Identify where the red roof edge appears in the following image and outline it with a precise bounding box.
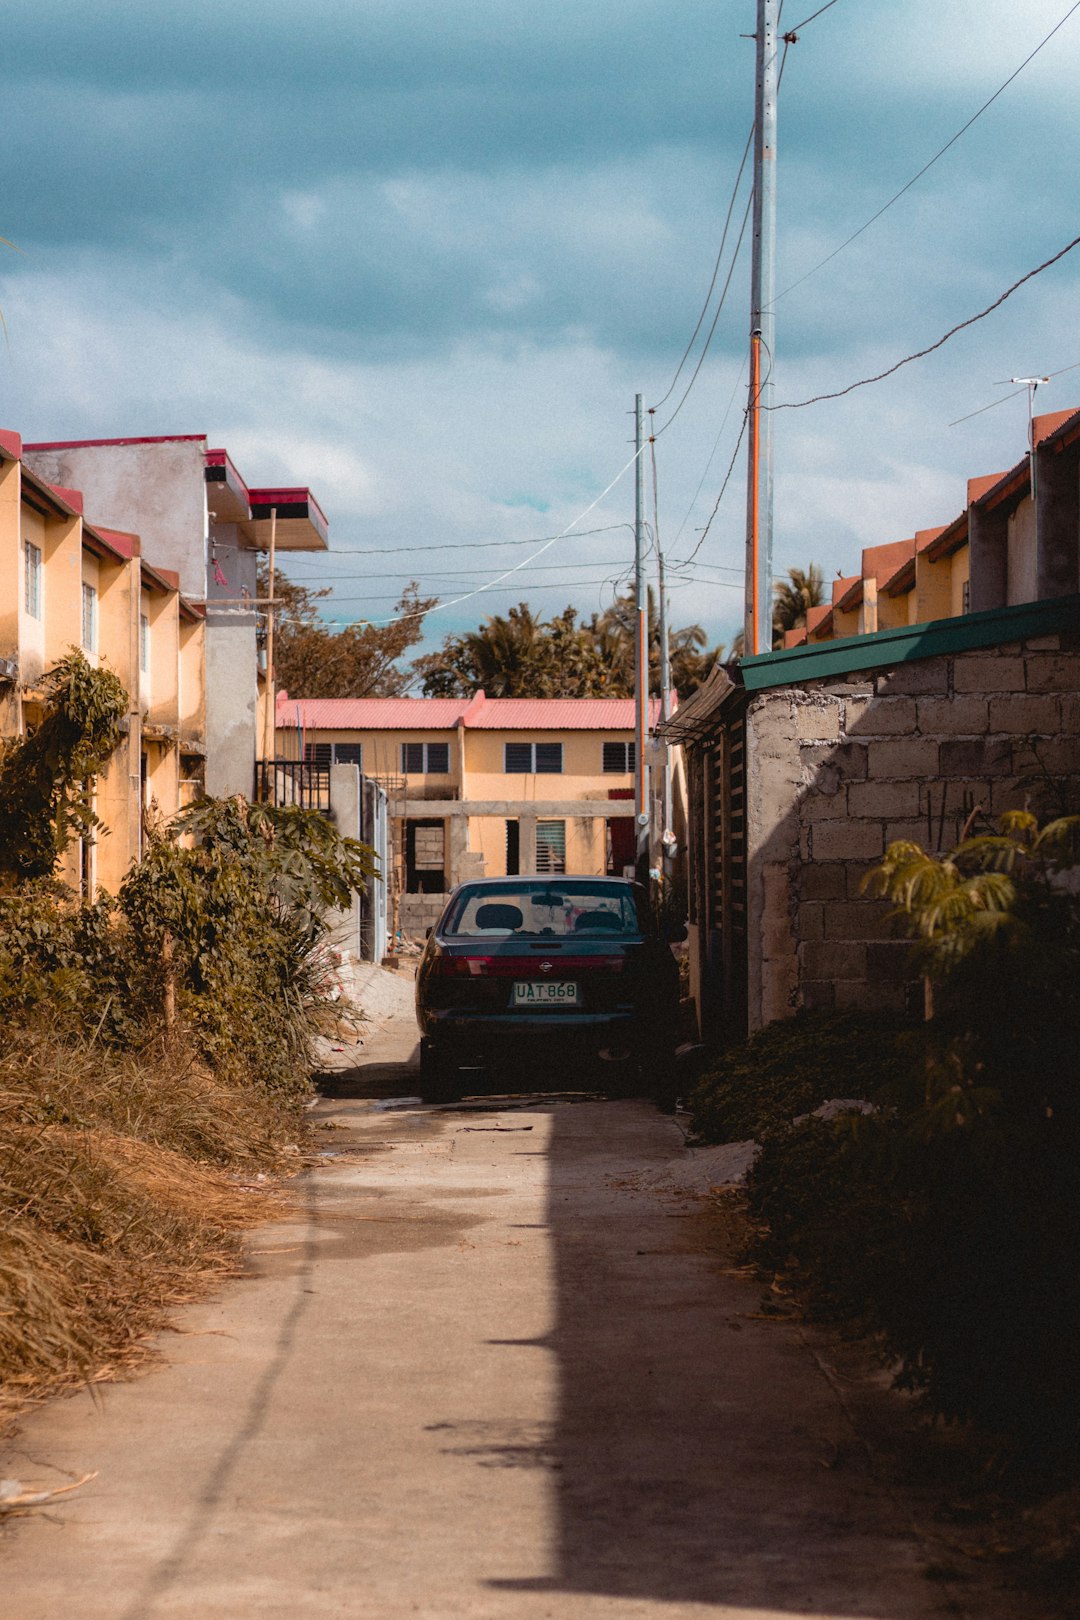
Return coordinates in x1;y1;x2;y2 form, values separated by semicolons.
0;429;22;460
25;434;208;451
95;527;140;559
51;483;83;514
461;690;487;726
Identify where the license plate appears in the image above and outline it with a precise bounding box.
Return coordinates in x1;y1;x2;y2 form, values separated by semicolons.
512;980;580;1006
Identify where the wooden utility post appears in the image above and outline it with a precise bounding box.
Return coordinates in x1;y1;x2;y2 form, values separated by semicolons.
261;507;278;765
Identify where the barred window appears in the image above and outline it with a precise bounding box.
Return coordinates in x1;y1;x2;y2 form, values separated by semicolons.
401;742;450;773
504;742;563;774
334;743;364;767
602;740;635;773
536;820;566;874
304;742;332;766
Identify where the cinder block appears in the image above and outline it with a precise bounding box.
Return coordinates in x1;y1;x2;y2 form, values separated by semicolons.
866;940;912;983
801;979;837;1011
800;741;869;781
1025;654;1080;693
867;737;940;779
847;780;922;818
953;657;1026;693
799;901;825;940
795;702;842;741
798;782;847;818
812;820;884;861
875;660;946;696
822;899;891;940
835;980;905;1011
988;694;1061;734
846;696;918;735
884;820;935;847
1061;692;1080;735
940;737;1013;777
799;863;847;900
1024;635;1061;652
916;696;989;735
800;939;867;979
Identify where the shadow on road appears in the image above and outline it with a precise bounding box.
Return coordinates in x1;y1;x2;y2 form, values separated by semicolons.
486;1101;945;1617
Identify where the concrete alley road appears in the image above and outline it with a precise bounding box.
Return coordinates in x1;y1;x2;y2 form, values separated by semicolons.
0;1026;1045;1619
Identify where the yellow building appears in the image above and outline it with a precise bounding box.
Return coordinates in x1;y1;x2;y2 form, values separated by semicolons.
276;690;684;934
786;407;1080;649
0;430;204;895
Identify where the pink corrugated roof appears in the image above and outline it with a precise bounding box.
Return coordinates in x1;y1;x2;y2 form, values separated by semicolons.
276;692;672;731
277;697;471;730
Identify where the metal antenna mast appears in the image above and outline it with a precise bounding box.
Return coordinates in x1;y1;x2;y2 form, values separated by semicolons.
744;0;779;656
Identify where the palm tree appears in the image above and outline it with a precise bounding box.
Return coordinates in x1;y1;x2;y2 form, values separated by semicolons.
772;564;824;648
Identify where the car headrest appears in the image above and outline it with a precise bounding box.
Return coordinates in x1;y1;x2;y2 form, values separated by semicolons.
573;910;624;932
475;903;524;930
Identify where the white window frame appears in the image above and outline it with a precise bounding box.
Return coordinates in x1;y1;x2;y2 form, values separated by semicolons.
140;613;151;674
81;582;98;653
23;539;42;619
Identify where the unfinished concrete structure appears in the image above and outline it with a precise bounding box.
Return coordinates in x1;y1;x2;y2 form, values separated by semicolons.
666;596;1080;1043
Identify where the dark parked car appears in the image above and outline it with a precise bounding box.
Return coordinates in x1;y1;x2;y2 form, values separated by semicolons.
415;876;682;1097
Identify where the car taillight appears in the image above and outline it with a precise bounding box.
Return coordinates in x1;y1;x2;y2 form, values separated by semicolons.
435;954;623;976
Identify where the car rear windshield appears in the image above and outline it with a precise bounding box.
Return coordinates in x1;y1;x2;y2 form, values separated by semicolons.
442;881;642;938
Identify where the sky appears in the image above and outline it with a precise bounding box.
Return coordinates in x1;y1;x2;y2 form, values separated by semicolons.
2;0;1079;663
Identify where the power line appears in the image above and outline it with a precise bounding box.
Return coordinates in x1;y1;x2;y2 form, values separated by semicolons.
674;409;751;568
773;0;1080;305
284;556;659;585
652;192;753;436
343;444;646;628
649;126;754;414
281;523;629;564
771;233;1080;411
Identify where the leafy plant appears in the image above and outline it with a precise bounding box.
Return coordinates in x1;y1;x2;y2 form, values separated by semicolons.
0;651;127;881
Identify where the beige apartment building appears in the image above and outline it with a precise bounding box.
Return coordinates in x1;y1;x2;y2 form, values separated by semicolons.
277;690;683;932
788;406;1080;647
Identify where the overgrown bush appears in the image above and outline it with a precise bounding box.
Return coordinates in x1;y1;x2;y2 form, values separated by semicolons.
689;1008;914;1143
740;812;1080;1466
0;653;376;1417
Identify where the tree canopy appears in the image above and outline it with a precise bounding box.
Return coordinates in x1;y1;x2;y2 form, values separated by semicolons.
264;569;436;699
413;594;722;700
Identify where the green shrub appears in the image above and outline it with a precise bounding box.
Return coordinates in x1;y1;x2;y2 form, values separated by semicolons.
689;1008;913;1143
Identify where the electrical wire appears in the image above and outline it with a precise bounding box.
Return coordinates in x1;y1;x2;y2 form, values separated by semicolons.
773;0;1080;305
668;360;747;550
787;0;842;29
282;523;629;564
342;443;647;629
650;126;754;415
282;555;650;585
674;409;750;569
652;192;753;436
770;233;1080;411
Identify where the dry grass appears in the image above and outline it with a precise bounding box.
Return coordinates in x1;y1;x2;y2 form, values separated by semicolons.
0;1026;300;1424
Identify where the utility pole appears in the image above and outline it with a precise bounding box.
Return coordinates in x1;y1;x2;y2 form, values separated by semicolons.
634;394;650;885
261;507;278;766
1011;375;1050;506
744;0;779;657
657;542;674;875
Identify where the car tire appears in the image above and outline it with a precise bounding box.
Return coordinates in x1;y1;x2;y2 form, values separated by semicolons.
420;1038;460;1102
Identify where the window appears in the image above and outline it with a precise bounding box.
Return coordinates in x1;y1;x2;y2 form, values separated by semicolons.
535;821;567;874
334;742;364;768
602;740;635;773
306;742;364;768
304;742;332;766
23;540;42;619
961;579;971;615
504;741;563;774
140;614;150;674
401;741;449;774
81;583;97;652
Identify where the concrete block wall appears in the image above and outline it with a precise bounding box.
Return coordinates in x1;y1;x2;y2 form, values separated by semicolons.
746;630;1080;1028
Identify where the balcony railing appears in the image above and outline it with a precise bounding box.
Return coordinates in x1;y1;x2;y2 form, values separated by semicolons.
255;759;331;812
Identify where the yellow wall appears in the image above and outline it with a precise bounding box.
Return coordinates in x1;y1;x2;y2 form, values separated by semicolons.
462;728;634;799
949;546;971;618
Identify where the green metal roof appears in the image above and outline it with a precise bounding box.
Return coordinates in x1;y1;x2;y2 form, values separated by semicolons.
740;595;1080;692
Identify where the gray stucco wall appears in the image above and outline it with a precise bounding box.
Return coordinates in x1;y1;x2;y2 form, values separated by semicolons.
745;628;1080;1029
203;612;258;799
